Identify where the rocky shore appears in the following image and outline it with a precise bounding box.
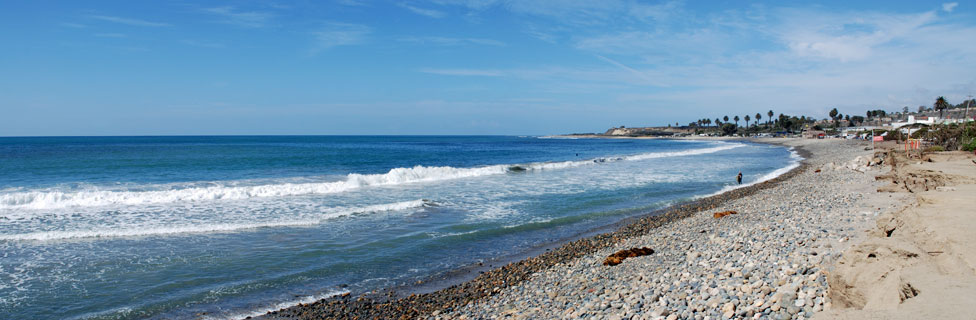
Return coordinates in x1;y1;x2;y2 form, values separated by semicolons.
261;138;888;320
438;139;897;320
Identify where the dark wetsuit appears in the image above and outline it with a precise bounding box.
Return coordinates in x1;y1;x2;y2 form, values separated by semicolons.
736;172;742;185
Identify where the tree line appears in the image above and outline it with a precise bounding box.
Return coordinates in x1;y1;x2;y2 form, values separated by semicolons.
687;110;815;136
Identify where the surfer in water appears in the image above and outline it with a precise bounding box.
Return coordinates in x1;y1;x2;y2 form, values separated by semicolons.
736;171;742;185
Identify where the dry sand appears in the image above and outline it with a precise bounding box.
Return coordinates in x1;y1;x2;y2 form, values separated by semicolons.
818;149;976;319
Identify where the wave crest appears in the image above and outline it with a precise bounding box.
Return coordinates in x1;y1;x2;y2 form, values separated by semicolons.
0;143;743;210
0;199;431;241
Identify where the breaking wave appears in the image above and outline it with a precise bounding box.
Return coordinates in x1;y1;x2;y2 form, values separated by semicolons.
0;143;743;210
700;147;803;198
0;199;431;241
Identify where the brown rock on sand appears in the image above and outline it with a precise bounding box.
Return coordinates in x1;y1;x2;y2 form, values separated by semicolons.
712;210;737;218
603;247;654;266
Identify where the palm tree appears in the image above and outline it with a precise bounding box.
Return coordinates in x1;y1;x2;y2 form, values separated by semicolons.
733;115;739;127
755;113;762;128
744;115;751;128
767;110;773;127
715;118;721;127
934;96;949;119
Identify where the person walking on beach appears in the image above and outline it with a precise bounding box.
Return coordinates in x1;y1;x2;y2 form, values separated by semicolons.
736;171;742;185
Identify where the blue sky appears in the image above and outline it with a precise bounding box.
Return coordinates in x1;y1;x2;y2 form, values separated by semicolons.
1;1;974;135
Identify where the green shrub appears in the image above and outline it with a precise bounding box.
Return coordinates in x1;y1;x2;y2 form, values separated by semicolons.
883;130;904;141
926;145;945;152
910;127;929;139
963;137;976;152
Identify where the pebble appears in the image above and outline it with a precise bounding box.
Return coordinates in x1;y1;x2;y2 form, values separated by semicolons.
276;140;888;320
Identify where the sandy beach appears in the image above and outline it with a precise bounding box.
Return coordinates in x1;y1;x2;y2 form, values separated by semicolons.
817;146;976;319
260;138;976;319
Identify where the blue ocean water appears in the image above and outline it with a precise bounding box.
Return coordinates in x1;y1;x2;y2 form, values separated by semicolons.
0;136;798;319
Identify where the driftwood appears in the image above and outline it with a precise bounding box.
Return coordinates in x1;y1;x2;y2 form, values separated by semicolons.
712;210;738;218
603;247;655;266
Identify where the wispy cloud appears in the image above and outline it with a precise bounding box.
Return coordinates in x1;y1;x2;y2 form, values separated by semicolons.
419;68;504;76
421;2;976;119
399;3;446;18
593;55;667;86
431;0;682;25
94;33;126;38
596;8;974;116
310;22;371;53
337;0;368;6
203;6;275;28
399;36;504;46
776;9;939;62
89;15;170;27
943;2;959;12
181;39;225;48
627;1;683;21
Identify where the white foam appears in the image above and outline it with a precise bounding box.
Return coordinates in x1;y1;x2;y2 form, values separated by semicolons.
209;289;349;320
698;147;803;199
621;143;742;161
427;230;480;239
0;167;507;210
0;142;743;210
0;200;429;241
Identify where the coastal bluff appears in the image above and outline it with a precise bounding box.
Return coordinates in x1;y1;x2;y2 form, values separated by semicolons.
601;126;693;137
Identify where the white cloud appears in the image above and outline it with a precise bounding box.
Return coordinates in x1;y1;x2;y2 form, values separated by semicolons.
399;36;505;46
310;22;371;52
419;68;504;76
203;6;275;28
432;4;976;121
430;0;683;25
89;15;170;27
776;10;938;62
593;55;668;87
399;3;447;18
94;33;126;38
627;1;683;21
943;2;958;12
181;40;225;48
337;0;369;6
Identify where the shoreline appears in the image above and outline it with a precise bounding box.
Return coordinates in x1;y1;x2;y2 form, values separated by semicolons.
445;138;889;319
259;138;811;319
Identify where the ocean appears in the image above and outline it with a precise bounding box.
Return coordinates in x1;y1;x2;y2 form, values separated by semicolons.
0;136;798;319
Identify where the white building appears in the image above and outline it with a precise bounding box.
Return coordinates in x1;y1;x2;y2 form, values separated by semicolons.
841;126;883;139
889;115;937;129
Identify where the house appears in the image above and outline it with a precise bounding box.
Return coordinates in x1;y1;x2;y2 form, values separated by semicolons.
803;130;826;139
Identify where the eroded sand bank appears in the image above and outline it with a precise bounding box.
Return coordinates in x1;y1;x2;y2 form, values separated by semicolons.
818;149;976;320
